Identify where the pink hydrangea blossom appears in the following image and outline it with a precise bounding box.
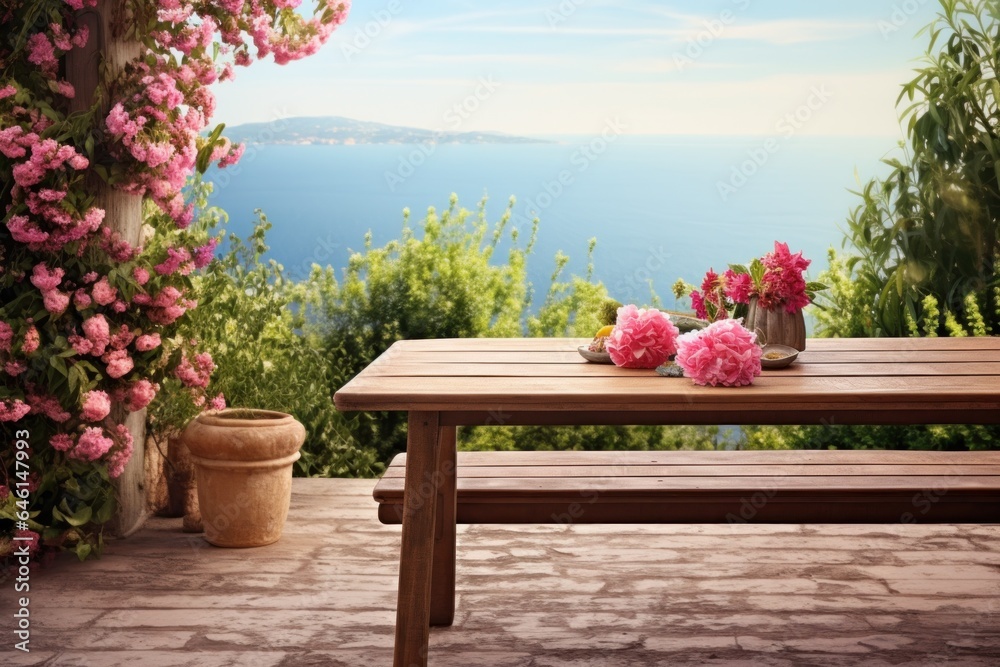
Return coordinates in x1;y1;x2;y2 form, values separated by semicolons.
0;321;14;352
49;433;73;452
106;424;134;478
70;427;114;462
208;393;226;411
132;266;150;285
102;349;134;378
174;351;215;388
675;319;762;388
606;305;680;369
68;334;93;355
109;325;135;351
50;433;74;451
26;393;71;422
82;314;110;356
43;289;70;315
5;360;27;376
74;289;92;309
91;277;118;305
21;325;40;354
134;333;161;351
192;238;218;268
30;263;64;291
0;399;31;422
125;379;158;412
81;390;112;422
0;85;16;100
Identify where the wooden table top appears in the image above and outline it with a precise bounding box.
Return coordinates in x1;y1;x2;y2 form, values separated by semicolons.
333;337;1000;425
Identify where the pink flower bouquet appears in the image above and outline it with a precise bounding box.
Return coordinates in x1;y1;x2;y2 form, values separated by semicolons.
675;319;762;387
685;242;826;320
606;305;680;369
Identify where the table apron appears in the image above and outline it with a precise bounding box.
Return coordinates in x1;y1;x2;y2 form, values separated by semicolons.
438;408;1000;427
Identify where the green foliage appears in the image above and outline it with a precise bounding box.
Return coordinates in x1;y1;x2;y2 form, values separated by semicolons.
297;194;621;463
148;203;377;477
598;298;624;326
835;0;1000;336
811;249;881;337
461;425;725;452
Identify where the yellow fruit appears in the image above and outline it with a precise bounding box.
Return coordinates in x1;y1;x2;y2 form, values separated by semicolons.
594;325;614;338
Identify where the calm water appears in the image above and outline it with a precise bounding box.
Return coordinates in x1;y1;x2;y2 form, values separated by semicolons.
206;135;899;307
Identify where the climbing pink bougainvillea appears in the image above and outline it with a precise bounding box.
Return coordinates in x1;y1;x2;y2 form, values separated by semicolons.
1;0;350;560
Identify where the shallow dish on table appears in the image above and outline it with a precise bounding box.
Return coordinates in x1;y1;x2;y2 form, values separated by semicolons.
760;344;799;369
577;345;614;364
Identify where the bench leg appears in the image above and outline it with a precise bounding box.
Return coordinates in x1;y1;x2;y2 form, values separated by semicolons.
430;426;457;627
393;411;441;667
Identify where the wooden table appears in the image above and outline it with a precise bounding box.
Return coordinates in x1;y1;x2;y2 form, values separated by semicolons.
333;336;1000;667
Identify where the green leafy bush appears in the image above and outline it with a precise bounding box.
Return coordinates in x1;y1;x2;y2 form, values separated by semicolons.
828;0;999;336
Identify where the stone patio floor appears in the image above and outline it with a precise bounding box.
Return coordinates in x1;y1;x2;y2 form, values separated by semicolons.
4;478;1000;666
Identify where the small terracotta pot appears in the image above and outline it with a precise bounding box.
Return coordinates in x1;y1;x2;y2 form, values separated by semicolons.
745;296;807;351
180;409;304;547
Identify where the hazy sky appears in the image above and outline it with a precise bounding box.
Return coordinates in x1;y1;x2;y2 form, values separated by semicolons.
213;0;942;137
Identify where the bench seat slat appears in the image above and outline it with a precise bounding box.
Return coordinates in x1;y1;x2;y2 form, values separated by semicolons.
373;451;1000;525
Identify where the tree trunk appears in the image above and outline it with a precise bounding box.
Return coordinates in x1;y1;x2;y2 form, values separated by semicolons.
65;1;148;537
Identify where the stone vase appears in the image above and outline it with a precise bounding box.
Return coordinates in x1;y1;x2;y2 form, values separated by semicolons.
745;296;807;351
180;409;305;547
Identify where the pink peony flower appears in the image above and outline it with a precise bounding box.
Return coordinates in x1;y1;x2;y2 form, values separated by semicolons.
22;326;40;354
0;321;14;352
102;349;134;378
50;433;74;451
71;427;114;462
208;393;226;411
132;266;150;285
5;360;27;376
81;390;111;422
125;379;158;412
91;277;117;306
82;314;110;355
74;289;92;309
30;263;65;291
27;393;71;422
0;399;31;423
105;424;134;478
43;289;70;315
134;333;161;351
606;305;680;369
675;319;762;387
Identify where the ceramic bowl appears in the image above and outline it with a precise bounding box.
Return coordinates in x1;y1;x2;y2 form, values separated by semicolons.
577;345;613;364
760;344;799;369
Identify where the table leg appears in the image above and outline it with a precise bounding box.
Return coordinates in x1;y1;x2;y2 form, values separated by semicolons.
430;426;457;626
394;411;441;667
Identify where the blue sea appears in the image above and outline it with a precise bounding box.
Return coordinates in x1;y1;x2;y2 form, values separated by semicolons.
206;135;900;308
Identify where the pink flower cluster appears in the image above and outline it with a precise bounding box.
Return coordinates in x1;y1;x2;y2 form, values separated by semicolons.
757;242;812;312
174;352;215;389
0;399;31;422
81;390;111;422
606;305;680;369
675;319;762;387
689;242;814;319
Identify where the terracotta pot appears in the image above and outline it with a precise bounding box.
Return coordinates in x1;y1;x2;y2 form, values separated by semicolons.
180;409;304;547
745;296;807;351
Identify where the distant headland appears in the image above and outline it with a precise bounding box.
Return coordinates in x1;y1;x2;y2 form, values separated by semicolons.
222;116;549;146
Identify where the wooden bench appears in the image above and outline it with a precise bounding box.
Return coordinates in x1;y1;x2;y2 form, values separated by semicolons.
375;450;1000;525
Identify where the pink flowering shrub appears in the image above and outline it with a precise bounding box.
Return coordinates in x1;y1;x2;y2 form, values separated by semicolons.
675;319;763;387
606;305;680;369
1;0;350;562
